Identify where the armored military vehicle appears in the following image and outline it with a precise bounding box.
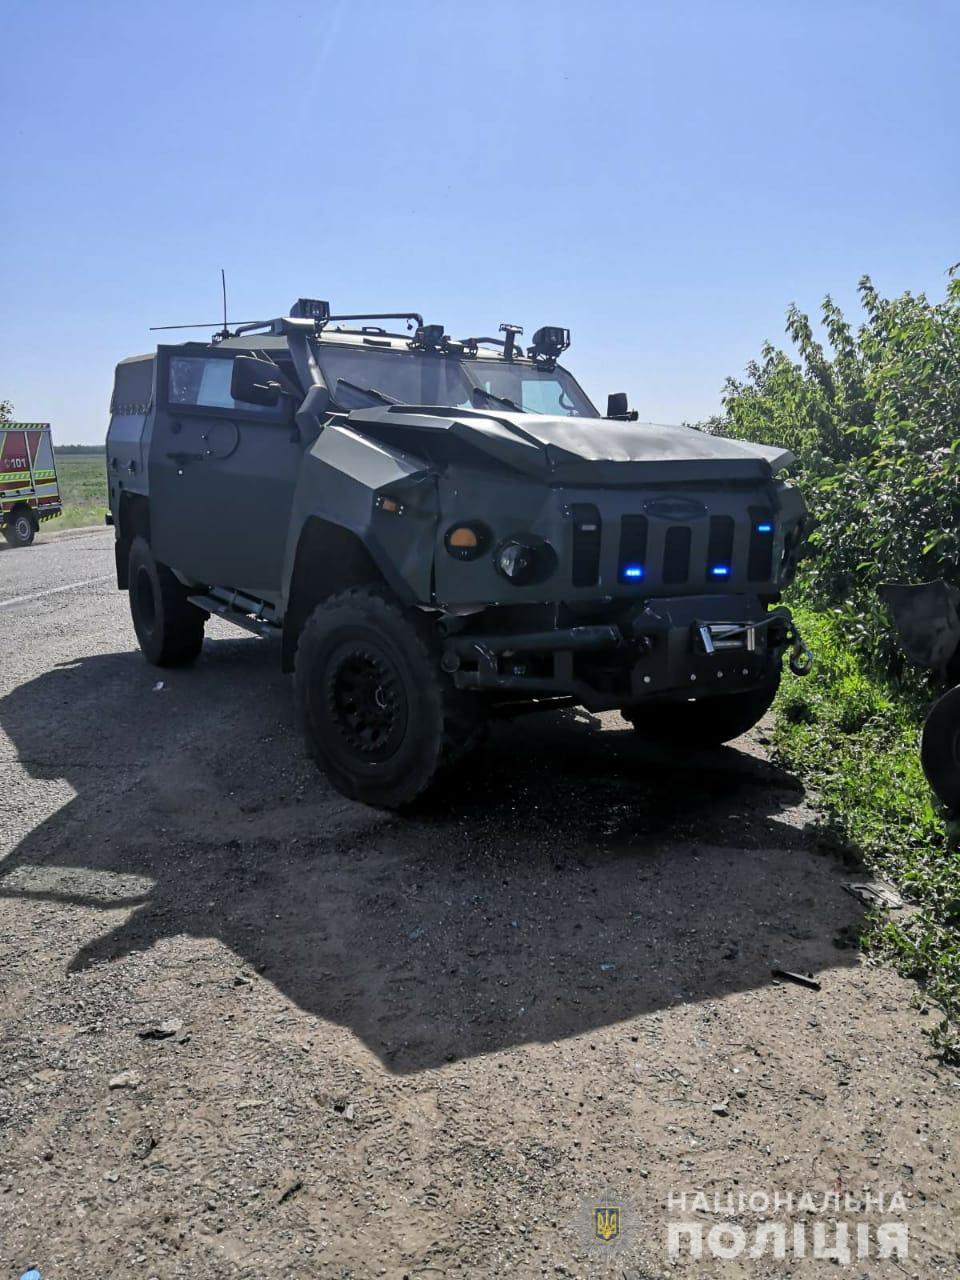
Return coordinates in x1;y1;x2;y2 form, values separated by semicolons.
106;300;811;807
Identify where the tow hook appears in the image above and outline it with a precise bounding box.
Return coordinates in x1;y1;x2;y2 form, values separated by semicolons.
788;622;814;676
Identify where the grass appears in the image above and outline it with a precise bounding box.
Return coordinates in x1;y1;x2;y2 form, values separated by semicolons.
772;604;960;1061
51;451;107;530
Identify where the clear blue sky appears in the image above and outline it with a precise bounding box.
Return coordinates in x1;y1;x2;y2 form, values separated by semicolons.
1;0;957;443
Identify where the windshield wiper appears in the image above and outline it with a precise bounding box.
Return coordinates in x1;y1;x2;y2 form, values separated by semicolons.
470;386;523;413
335;378;403;407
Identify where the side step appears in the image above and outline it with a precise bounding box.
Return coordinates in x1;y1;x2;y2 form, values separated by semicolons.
188;590;280;639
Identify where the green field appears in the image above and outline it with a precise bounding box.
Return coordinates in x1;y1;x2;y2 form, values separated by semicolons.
53;451;108;530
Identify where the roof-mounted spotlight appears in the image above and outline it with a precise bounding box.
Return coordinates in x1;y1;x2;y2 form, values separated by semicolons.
411;323;446;351
289;298;331;322
529;325;570;369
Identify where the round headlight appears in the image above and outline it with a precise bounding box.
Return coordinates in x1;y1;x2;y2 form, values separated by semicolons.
494;536;557;586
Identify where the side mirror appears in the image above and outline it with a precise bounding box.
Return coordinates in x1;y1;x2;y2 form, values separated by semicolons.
607;391;639;421
231;355;282;407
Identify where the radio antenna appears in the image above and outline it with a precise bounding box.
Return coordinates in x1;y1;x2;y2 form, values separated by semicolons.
219;269;229;340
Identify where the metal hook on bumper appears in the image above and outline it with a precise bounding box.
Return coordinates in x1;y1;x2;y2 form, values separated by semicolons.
787;621;814;676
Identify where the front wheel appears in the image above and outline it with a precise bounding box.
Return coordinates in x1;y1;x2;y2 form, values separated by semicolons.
294;587;481;807
128;536;207;666
921;685;960;811
622;674;780;749
4;509;36;548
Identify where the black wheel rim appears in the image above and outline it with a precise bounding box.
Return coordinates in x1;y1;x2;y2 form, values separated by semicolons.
15;517;31;540
322;642;407;764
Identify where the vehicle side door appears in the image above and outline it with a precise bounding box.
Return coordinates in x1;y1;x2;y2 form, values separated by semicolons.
149;346;302;598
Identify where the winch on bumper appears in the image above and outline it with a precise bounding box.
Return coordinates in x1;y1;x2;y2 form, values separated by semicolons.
440;596;812;711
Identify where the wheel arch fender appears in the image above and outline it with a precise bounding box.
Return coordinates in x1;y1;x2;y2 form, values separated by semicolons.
281;517;413;672
5;501;36;526
114;492;151;589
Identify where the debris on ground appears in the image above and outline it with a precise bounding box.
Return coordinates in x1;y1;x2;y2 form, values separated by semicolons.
277;1176;304;1205
844;880;906;909
137;1018;184;1040
107;1070;142;1090
771;967;822;991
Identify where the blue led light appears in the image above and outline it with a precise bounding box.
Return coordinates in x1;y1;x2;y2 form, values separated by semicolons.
756;522;773;534
624;565;645;579
710;565;731;577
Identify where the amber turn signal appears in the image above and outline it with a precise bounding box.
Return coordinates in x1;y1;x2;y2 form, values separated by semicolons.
444;522;490;561
448;526;479;549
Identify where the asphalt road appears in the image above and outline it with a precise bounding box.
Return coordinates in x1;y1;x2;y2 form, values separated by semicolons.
1;526;958;1278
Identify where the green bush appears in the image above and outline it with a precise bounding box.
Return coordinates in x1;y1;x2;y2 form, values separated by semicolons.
708;270;960;673
711;270;960;1059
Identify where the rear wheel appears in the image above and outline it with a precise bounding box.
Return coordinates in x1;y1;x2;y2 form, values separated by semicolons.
623;674;780;749
921;685;960;811
294;587;481;807
4;509;36;548
128;536;206;666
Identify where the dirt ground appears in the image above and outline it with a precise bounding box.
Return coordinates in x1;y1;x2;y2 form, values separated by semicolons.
1;528;958;1278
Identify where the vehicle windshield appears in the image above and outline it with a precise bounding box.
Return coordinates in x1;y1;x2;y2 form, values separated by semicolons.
462;359;595;416
311;343;597;417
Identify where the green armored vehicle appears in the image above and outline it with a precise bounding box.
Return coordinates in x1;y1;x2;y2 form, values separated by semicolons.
106;299;812;806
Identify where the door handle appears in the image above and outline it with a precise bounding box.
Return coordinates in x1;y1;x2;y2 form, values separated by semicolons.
166;451;204;464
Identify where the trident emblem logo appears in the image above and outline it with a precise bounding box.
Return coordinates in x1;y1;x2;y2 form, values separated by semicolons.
594;1204;622;1243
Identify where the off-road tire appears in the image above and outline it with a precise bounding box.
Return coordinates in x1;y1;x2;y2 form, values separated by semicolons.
623;673;780;749
294;587;481;807
4;509;36;548
128;536;206;667
921;684;960;812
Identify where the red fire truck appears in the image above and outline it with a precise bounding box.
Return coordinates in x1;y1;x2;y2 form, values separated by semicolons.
0;422;62;547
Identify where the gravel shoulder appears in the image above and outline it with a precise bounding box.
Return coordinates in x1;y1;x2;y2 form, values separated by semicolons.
1;530;958;1277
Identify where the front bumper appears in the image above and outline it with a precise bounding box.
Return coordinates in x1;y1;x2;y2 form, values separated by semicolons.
442;595;801;710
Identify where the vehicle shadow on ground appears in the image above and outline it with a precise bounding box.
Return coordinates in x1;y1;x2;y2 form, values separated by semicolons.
0;636;864;1073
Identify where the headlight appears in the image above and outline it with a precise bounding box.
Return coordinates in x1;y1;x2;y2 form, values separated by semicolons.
494;536;557;586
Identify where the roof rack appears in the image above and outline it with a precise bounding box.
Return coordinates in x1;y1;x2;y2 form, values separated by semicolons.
326;311;423;331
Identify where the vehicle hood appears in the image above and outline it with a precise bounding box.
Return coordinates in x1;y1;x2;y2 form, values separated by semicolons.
345;406;793;485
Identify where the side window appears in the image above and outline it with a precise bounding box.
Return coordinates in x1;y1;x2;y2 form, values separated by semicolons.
167;356;279;415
